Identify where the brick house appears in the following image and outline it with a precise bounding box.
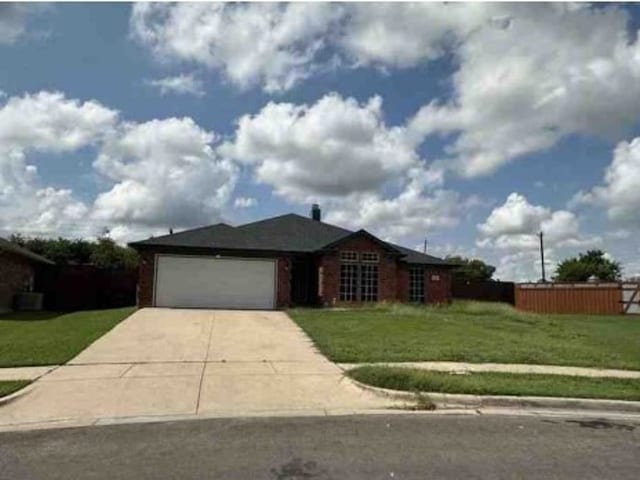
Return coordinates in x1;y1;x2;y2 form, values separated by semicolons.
129;206;454;310
0;237;54;312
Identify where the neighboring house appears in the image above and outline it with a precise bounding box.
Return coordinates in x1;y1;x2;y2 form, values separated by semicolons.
0;237;54;312
129;206;454;310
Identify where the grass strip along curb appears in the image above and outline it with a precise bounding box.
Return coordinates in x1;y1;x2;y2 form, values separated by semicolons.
348;366;640;402
0;381;31;400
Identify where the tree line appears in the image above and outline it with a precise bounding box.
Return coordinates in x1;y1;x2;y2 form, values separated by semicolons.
9;235;138;269
447;249;622;283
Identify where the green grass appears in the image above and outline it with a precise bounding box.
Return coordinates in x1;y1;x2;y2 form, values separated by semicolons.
0;308;135;367
348;366;640;401
289;301;640;369
0;380;31;398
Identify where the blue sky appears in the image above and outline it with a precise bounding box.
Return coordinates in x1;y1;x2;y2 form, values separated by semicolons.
1;2;639;281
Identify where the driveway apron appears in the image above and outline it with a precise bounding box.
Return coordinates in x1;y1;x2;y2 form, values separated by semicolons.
0;309;391;430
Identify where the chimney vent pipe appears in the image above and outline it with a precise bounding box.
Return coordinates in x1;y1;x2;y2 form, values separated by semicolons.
311;204;321;221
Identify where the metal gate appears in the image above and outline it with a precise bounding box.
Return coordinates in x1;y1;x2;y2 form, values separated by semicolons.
622;283;640;314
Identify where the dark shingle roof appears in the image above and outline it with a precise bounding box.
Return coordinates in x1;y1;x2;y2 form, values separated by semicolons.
129;213;451;266
129;215;352;252
390;243;452;266
0;237;55;265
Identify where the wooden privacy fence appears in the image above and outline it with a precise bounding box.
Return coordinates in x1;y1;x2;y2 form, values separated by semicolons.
36;265;138;311
515;282;640;315
452;279;515;305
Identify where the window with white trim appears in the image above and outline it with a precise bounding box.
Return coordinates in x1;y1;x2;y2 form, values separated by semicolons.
360;252;379;263
340;251;358;263
338;250;380;302
360;264;379;302
409;267;425;303
339;263;358;301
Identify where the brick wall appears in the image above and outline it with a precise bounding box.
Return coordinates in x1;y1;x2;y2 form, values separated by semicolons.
425;267;452;304
0;251;35;311
396;263;409;303
137;250;155;307
318;236;398;306
275;256;291;308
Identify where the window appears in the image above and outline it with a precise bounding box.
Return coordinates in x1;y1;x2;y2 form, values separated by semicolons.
409;267;424;303
360;252;379;263
339;263;358;301
340;251;358;263
338;250;380;302
360;264;379;301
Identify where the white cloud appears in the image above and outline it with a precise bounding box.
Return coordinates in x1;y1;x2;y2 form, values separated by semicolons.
323;165;478;243
478;193;548;238
130;2;341;93
0;91;118;152
606;229;632;240
92;117;238;231
408;4;640;177
423;243;480;261
493;250;555;283
477;192;602;281
0;91;118;237
478;193;600;250
220;92;424;202
340;3;489;69
0;4;33;44
573;137;640;227
325;188;470;244
131;3;640;181
145;73;205;97
233;196;257;208
0;90;242;242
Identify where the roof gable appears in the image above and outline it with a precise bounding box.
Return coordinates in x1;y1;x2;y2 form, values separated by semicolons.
319;229;403;255
0;237;54;265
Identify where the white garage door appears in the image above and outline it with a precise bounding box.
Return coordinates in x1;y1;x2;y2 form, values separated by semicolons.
154;255;276;309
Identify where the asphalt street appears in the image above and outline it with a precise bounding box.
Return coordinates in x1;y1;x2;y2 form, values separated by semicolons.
0;413;638;479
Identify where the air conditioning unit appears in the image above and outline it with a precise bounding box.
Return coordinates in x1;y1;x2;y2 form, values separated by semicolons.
13;292;44;311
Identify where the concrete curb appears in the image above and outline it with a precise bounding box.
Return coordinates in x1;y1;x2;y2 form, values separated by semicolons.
339;362;640;379
0;382;35;407
350;378;640;414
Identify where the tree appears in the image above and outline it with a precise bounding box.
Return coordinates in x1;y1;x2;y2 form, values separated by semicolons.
554;250;621;282
89;237;138;269
8;234;138;269
446;256;496;282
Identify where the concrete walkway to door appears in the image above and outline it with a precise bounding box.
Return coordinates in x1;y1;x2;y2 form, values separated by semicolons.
0;309;393;431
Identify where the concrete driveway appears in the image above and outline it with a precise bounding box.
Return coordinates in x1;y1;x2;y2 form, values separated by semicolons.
0;309;392;431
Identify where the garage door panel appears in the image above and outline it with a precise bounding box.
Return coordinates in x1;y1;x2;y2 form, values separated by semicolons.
154;256;276;309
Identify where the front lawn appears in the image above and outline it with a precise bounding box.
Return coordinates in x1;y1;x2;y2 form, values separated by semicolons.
348;366;640;401
289;302;640;369
0;308;135;367
0;380;31;398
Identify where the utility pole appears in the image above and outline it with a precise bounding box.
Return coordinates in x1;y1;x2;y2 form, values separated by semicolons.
539;231;546;282
423;238;427;254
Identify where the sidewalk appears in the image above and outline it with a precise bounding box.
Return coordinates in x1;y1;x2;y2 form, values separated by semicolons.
0;366;58;381
338;362;640;379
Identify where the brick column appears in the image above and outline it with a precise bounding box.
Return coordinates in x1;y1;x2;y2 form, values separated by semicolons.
137;251;155;307
276;257;291;308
